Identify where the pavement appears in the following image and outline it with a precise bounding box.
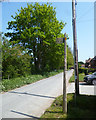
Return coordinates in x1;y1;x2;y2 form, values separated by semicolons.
1;69;96;119
67;82;96;95
0;69;74;119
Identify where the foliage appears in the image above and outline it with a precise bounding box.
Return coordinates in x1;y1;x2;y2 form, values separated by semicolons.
78;61;84;65
2;36;31;79
67;46;74;69
69;72;85;82
88;68;96;73
41;93;96;118
1;69;63;92
78;68;88;74
5;2;73;73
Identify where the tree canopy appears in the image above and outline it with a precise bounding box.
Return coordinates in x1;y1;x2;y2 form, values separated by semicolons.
5;2;73;74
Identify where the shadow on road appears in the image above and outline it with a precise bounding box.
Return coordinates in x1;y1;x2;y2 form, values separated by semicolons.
9;91;56;99
11;110;39;119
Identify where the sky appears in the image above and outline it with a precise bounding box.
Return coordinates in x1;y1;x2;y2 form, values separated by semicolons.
1;1;94;62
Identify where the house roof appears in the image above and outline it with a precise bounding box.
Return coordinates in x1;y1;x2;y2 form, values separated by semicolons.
86;58;92;63
93;56;96;60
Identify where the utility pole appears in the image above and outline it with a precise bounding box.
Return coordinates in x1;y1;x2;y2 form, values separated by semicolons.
72;0;79;95
63;33;67;114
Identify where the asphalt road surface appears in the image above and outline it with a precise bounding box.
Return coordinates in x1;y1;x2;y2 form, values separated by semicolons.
0;69;73;119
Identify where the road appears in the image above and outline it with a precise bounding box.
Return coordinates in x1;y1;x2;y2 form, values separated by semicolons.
0;69;73;119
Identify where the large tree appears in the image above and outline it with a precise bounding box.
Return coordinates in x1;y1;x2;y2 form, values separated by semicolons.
2;36;31;79
5;3;73;72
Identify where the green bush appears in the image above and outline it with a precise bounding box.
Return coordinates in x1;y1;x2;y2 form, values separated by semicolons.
2;40;31;79
88;68;96;73
78;68;88;75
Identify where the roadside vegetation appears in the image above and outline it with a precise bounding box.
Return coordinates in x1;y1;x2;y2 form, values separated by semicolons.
69;61;96;83
41;93;96;119
1;70;63;92
69;72;85;83
1;3;74;92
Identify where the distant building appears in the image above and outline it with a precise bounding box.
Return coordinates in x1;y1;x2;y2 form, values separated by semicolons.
85;56;96;69
81;64;85;68
90;56;96;69
85;58;92;68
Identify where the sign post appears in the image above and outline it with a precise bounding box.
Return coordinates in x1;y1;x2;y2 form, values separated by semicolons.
63;33;67;114
56;33;67;114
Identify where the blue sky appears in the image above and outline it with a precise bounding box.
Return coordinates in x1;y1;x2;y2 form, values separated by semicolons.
1;1;94;62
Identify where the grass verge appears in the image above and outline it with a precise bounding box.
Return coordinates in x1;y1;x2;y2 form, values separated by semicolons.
69;72;85;83
1;69;63;92
41;93;96;119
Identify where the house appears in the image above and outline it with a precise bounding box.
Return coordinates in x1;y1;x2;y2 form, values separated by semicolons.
89;56;96;69
85;58;92;68
85;56;96;69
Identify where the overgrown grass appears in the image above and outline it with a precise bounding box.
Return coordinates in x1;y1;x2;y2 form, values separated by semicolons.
1;69;63;92
69;72;85;83
41;93;96;119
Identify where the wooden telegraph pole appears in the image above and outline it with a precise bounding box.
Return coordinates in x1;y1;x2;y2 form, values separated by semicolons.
72;0;79;95
63;33;67;114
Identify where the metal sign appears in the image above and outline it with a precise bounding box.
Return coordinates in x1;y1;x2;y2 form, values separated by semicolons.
56;38;64;44
64;33;67;40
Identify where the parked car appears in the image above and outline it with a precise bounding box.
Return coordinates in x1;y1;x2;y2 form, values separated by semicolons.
84;72;96;85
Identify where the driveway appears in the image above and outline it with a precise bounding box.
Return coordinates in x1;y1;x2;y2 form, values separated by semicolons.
67;82;96;95
0;69;74;119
